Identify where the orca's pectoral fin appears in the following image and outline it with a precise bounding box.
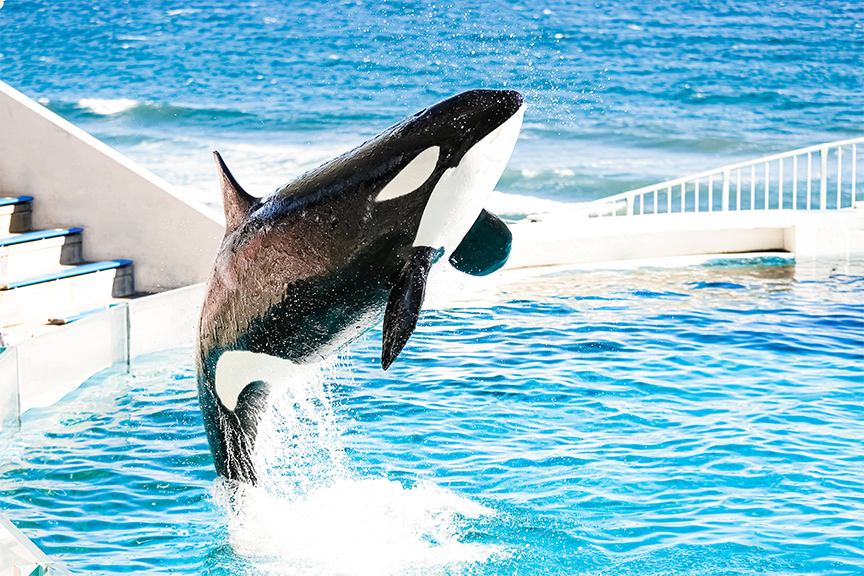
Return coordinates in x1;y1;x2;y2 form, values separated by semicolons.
448;209;512;276
382;246;438;370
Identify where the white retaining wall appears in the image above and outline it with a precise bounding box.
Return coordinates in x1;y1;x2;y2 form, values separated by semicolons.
0;81;224;293
0;513;70;576
0;284;203;428
506;209;864;270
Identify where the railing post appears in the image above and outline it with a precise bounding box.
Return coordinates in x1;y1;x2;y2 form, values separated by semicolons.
626;195;633;216
736;169;742;211
722;169;730;211
820;146;828;210
695;180;700;212
778;157;784;209
837;146;842;209
708;174;714;211
793;155;798;210
751;165;756;210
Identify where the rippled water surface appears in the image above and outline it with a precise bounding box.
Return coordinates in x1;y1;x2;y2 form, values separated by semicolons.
1;257;862;575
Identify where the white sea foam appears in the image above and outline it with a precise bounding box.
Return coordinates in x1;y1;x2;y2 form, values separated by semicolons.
118;134;589;221
214;361;502;575
78;97;138;115
220;477;499;576
486;190;577;217
119;137;355;209
166;8;200;16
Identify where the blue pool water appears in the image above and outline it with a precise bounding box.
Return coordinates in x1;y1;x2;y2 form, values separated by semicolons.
1;257;863;574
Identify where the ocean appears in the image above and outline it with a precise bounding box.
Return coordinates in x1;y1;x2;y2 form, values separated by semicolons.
2;0;862;211
1;1;864;575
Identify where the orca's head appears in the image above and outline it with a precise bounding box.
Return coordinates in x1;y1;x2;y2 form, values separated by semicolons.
367;89;525;259
344;89;526;368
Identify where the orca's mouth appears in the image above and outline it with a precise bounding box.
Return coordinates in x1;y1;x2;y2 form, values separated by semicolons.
421;89;523;121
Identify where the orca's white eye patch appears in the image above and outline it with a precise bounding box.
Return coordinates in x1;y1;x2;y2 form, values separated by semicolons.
375;146;440;202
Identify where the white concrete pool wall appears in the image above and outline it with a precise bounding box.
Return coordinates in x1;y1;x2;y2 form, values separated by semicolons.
0;84;212;566
0;284;203;573
0;81;224;292
506;208;864;270
1;79;223;428
0;284;205;427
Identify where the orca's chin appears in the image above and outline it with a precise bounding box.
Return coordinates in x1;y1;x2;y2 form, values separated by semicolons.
413;102;525;256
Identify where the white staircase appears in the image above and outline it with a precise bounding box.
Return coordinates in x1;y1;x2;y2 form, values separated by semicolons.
0;195;134;343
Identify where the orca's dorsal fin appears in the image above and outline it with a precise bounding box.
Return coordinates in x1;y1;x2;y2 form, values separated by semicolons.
381;246;439;370
449;209;512;276
214;151;257;234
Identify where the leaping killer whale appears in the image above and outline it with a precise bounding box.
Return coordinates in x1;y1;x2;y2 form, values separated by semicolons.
197;89;525;483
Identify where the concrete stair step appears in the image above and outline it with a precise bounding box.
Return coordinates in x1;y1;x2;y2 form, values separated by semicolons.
0;227;83;282
0;299;131;345
0;260;134;328
0;196;33;237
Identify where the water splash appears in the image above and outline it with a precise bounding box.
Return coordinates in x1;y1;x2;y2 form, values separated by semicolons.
214;360;503;575
252;360;349;497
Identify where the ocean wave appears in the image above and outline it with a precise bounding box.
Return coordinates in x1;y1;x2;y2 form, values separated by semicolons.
43;98;258;124
78;97;139;115
46;97;405;134
486;191;579;220
497;167;658;204
520;123;788;158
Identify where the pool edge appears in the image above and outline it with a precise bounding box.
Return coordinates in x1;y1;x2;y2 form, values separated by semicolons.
0;512;71;575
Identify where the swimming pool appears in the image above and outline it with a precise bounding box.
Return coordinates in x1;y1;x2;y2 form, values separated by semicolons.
1;256;862;575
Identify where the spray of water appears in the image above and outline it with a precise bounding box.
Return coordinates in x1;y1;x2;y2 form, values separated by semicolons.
212;359;503;575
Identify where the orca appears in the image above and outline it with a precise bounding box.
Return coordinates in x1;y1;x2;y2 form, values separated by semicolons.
197;89;525;483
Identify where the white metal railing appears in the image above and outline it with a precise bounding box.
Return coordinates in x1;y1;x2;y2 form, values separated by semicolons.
573;137;864;218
